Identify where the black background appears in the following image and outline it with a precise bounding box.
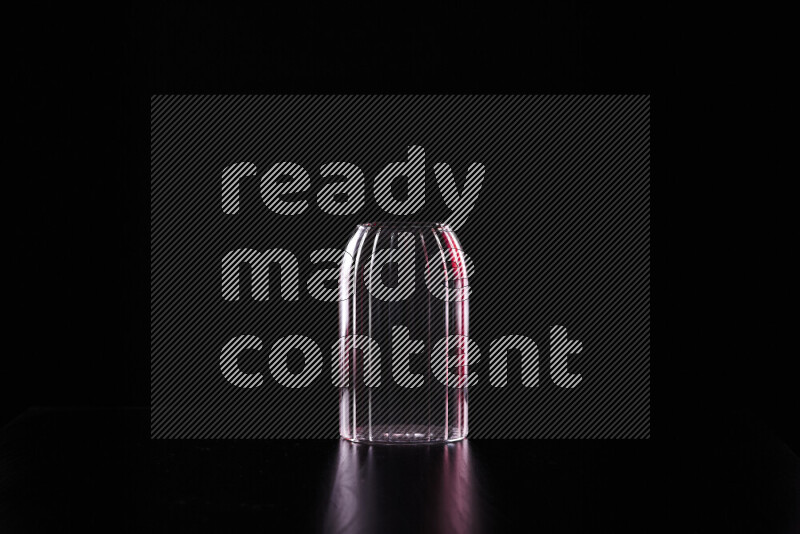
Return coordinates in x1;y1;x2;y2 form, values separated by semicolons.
4;2;798;533
7;1;661;433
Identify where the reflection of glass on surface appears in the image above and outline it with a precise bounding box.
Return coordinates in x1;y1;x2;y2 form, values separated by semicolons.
438;440;477;533
323;440;479;534
338;222;470;443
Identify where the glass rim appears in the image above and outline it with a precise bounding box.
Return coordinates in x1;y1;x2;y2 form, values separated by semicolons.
357;221;451;229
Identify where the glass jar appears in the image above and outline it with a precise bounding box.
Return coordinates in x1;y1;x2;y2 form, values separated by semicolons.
338;222;470;443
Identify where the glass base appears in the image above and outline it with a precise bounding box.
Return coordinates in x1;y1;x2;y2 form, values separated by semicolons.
341;424;466;444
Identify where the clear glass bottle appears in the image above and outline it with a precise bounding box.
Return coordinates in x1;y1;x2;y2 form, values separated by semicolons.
338;222;470;443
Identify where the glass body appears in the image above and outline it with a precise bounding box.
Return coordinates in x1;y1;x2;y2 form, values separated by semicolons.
338;222;470;443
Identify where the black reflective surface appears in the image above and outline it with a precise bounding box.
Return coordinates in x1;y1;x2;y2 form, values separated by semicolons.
1;408;797;533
